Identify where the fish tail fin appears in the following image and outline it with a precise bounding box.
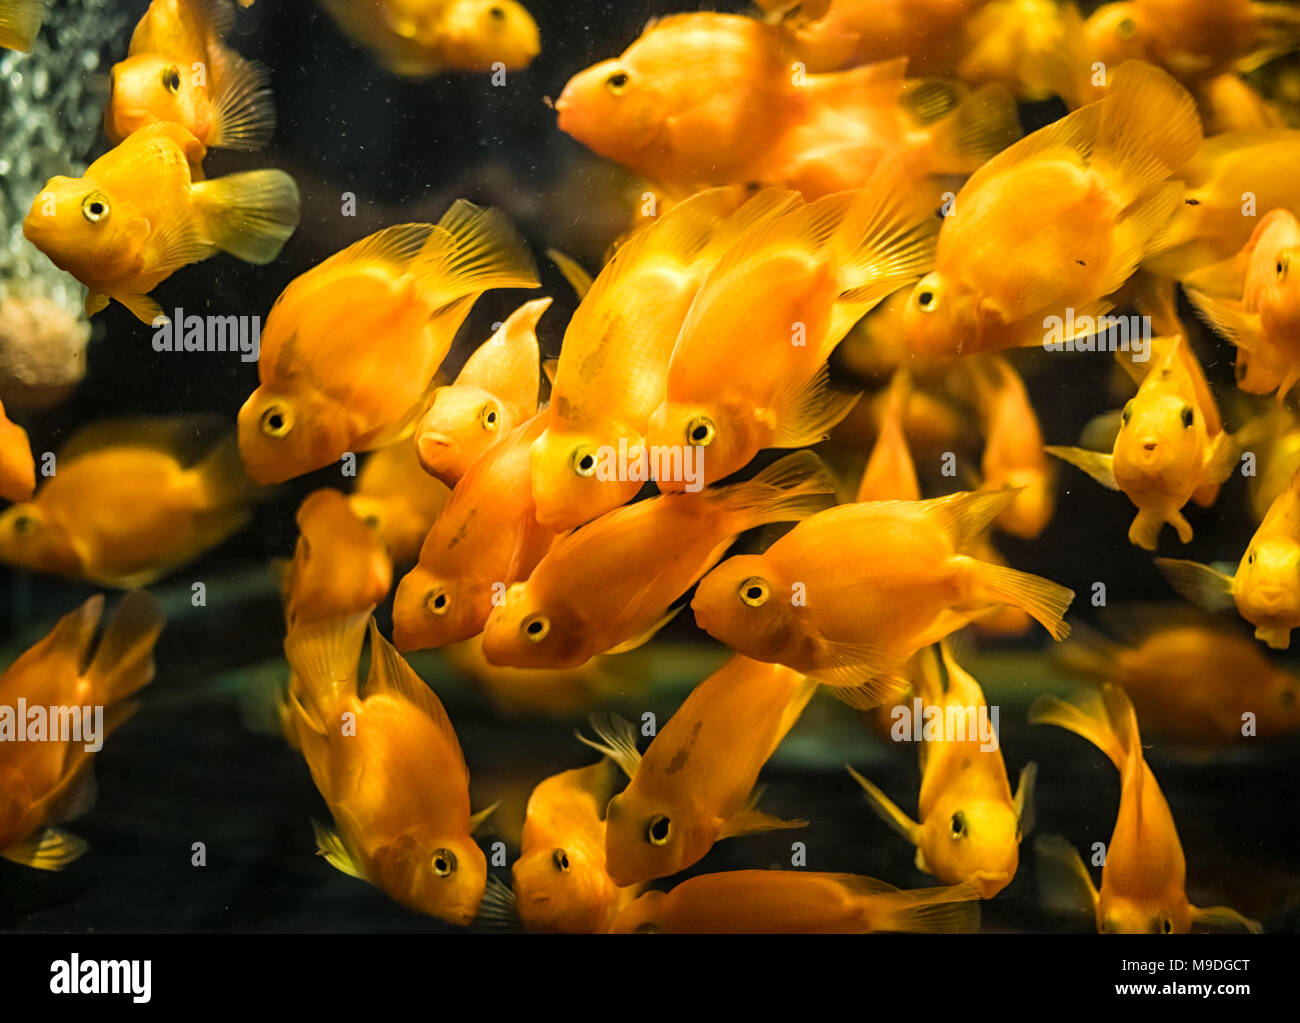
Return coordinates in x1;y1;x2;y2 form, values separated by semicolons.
1092;61;1202;205
194;431;258;507
920;81;1023;175
86;592;164;708
965;559;1073;640
879;882;982;933
414;200;539;307
716;449;839;531
0;0;44;51
192;168;300;264
208;50;275;151
1028;682;1135;771
283;613;369;709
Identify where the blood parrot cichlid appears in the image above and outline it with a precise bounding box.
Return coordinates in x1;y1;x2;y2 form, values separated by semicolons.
283;614;492;926
1186;208;1300;402
0;418;255;587
393;414;553;653
346;440;450;565
22;121;299;324
530;187;783;532
416;297;548;487
1030;683;1261;933
315;0;539;78
1047;335;1239;550
1156;461;1300;649
0;399;36;504
237;203;538;485
691;487;1073;709
280;488;392;629
481;450;837;670
0;593;163;870
646;161;937;490
508;758;642;933
105;0;274;152
846;642;1036;899
902;61;1201;356
609;870;981;933
578;656;817;887
555;12;1019;200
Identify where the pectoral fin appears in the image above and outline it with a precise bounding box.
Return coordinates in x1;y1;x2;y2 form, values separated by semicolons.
1190;904;1262;934
1154;557;1237;611
844;764;923;848
1044;445;1119;491
0;827;88;871
1013;761;1037;840
310;819;366;880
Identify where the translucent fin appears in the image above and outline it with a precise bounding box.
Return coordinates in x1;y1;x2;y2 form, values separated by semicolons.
0;827;87;871
769;365;861;449
87;591;164;706
1028;687;1124;769
603;606;681;655
1190;904;1262;934
713;449;838;532
193;169;300;264
1034;833;1099;916
881;883;982;934
0;0;44;51
966;558;1073;640
716;786;807;840
1185;290;1263;352
310;819;366;880
844;764;923;848
1044;445;1119;490
1013;761;1037;839
469;802;499;835
283;612;368;707
118;293;167;326
208;50;275;151
545;248;593;299
415;199;539;306
924;487;1021;552
1154;557;1237;611
575;711;642;779
477;875;524;930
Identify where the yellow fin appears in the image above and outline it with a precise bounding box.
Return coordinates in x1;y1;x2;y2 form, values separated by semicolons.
879;882;982;933
716;788;807;841
603;605;682;655
1154;557;1237;611
713;449;838;530
966;558;1073;640
415;199;539;305
575;711;642;779
0;827;88;871
1034;833;1099;916
770;365;861;449
87;591;164;706
469;802;499;835
310;819;366;880
1190;904;1262;934
1186;289;1263;353
0;0;45;51
283;612;368;709
545;248;593;299
117;292;167;326
924;487;1021;551
1045;445;1119;490
192;169;300;264
844;764;923;848
1013;761;1037;838
1028;686;1126;770
208;50;274;150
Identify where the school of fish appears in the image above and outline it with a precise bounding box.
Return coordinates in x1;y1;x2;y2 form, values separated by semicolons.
6;0;1300;934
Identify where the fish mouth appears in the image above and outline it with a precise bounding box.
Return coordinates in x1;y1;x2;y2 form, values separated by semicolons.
970;870;1010;899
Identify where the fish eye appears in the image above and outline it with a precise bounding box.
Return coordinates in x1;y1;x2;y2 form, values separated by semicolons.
646;814;671;846
915;285;939;312
427;588;449;616
950;811;968;839
522;613;550;642
1117;16;1137;39
11;513;36;537
605;70;630;95
431;848;458;877
1278;256;1289;279
552;848;570;872
479;402;500;431
1158;915;1173;934
488;4;506;20
161;65;181;93
1121;403;1132;425
362;513;381;530
1280;688;1297;708
81;192;109;223
685;414;715;448
1180;405;1194;429
570;445;598;478
739;576;769;607
260;405;291;438
1247;550;1255;564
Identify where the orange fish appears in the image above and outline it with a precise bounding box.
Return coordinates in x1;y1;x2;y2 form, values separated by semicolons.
1047;335;1237;550
284;615;492;926
1142;130;1300;280
579;656;816;887
22;122;299;324
1086;0;1300;84
482;451;836;669
1030;683;1261;933
609;871;981;933
315;0;540;78
415;297;548;487
0;0;44;51
963;356;1054;538
393;413;552;652
1186;208;1300;401
846;642;1036;899
1057;615;1300;750
555;12;1019;199
237;203;538;485
1197;72;1286;133
347;441;450;565
0;398;36;503
530;187;775;532
646;166;936;490
856;369;920;502
691;488;1073;708
509;758;641;933
0;593;163;869
281;489;392;629
105;0;274;151
902;61;1200;356
1157;460;1300;649
0;418;254;587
